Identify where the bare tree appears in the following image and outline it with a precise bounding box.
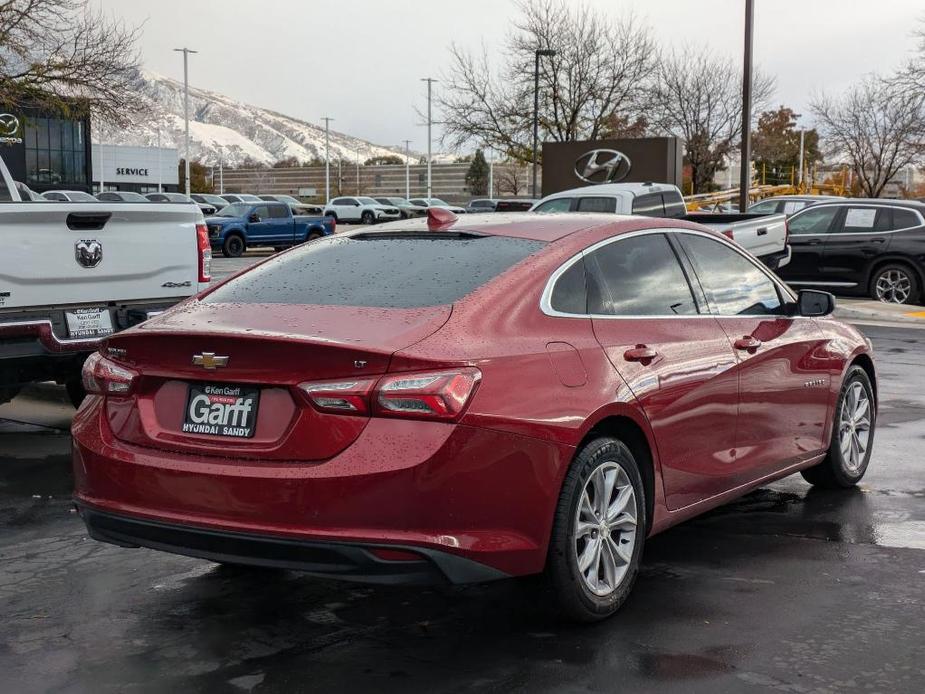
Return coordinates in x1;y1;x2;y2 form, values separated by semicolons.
0;0;142;125
495;163;527;196
438;0;655;161
647;46;775;193
812;77;924;198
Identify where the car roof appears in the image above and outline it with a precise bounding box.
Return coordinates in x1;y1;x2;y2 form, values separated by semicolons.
755;194;840;201
804;198;925;211
365;212;665;242
540;183;677;200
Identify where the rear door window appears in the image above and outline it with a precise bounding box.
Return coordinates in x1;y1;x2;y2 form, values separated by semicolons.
575;197;616;213
748;200;780;215
631;193;665;217
205;235;545;308
549;260;587;314
840;207;880;233
661;192;687;218
584;234;699;316
782;201;807;215
534;198;573;213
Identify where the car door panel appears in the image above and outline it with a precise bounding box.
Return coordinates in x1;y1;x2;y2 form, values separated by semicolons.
777;205;841;282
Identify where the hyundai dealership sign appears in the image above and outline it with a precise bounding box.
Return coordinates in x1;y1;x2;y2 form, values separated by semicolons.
542;137;683;196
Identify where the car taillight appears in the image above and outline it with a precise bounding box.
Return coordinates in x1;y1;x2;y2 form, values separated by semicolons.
783;218;789;244
81;352;139;396
197;223;212;282
298;367;481;422
721;228;735;241
327;215;336;233
298;378;375;414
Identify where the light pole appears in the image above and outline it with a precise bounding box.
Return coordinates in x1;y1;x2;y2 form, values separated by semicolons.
322;116;334;201
156;127;162;193
402;139;412;199
173;47;198;196
216;145;224;194
738;1;754;212
532;49;556;199
421;78;437;199
355;148;360;194
488;146;494;198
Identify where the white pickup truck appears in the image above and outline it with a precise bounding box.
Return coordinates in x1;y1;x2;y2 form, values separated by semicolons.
531;183;791;270
0;156;211;406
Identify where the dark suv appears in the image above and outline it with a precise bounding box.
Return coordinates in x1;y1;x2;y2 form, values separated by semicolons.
777;199;925;305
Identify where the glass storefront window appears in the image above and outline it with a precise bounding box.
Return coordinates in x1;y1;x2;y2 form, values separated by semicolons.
24;116;88;187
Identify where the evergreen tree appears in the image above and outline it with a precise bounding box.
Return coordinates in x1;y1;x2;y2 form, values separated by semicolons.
465;149;489;196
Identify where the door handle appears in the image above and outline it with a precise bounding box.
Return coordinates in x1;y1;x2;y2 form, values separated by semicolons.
733;336;762;352
757;227;768;236
872;238;886;244
624;345;659;363
808;239;822;246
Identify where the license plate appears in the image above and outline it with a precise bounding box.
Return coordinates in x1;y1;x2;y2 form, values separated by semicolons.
182;383;259;438
65;308;114;339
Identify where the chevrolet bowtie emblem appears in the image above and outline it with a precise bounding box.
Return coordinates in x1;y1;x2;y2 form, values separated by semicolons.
192;352;229;369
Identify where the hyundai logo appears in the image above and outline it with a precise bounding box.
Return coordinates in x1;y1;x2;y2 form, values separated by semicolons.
574;149;632;184
75;239;103;268
0;113;19;137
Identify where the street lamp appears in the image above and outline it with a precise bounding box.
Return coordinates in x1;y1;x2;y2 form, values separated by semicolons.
216;144;224;194
421;77;437;198
322;116;334;201
173;47;198;196
532;49;556;198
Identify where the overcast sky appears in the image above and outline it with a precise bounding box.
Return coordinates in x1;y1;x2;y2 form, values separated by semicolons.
95;0;924;149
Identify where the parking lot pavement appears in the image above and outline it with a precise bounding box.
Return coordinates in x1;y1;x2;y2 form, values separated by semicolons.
1;324;924;693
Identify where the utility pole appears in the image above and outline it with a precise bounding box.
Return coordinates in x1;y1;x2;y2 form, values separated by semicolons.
216;145;224;194
532;49;556;199
488;147;494;197
421;78;436;199
322;116;334;202
173;47;198;197
156;127;162;193
738;1;754;212
355;148;360;194
403;139;412;199
797;129;805;190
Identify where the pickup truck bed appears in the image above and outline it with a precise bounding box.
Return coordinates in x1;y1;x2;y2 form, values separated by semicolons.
0;156;209;405
683;213;790;268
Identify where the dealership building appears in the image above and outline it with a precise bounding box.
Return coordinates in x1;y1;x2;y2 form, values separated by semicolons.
93;144;179;194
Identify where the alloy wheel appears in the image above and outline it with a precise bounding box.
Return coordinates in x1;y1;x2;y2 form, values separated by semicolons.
874;269;912;304
573;462;638;597
839;381;871;473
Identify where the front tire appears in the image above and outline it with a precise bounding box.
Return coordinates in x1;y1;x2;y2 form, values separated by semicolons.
870;264;918;304
547;437;646;622
361;210;375;225
801;365;875;488
222;235;245;258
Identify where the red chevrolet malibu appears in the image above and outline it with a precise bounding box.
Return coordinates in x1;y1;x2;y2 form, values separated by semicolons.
72;211;877;621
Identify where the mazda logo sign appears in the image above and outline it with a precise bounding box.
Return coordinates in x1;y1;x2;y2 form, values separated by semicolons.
574;149;632;184
75;239;103;268
0;113;19;137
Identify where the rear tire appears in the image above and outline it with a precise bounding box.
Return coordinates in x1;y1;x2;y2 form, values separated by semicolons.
222;235;245;258
870;264;919;304
546;437;646;622
306;232;322;242
801;365;875;488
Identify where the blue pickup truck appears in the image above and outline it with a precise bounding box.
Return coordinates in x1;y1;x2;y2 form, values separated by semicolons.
206;201;336;257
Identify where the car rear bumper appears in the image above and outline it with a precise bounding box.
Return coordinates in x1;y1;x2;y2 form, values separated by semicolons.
72;396;570;581
76;503;507;585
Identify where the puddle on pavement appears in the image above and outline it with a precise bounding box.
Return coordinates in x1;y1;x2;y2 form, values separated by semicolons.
873;520;925;551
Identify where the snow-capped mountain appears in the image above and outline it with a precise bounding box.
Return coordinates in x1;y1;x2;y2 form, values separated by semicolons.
92;71;410;167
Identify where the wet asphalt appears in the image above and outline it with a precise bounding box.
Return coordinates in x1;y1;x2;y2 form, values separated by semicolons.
1;316;924;692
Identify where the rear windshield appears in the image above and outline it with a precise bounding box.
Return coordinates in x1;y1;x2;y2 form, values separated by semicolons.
205;234;545;308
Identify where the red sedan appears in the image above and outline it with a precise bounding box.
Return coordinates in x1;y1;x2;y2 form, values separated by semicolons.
72;211;877;621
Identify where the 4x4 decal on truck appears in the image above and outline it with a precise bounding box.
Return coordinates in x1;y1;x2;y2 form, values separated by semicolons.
75;240;103;268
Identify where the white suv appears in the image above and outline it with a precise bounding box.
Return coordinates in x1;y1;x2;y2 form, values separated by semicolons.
323;197;401;224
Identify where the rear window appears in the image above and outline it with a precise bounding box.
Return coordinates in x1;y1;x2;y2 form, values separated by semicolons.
205;234;545;308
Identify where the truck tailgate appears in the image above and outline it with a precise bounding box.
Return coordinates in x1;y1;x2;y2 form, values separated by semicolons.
683;212;788;259
0;203;203;310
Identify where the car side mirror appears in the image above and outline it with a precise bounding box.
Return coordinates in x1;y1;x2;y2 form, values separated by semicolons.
797;289;835;317
249;213;261;223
